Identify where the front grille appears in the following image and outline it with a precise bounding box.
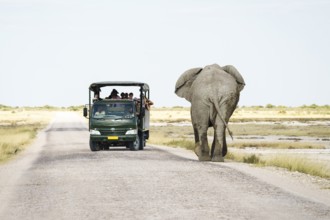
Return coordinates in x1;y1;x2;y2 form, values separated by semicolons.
99;128;127;136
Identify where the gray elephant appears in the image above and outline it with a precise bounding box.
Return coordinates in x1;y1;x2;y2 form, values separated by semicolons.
175;64;245;162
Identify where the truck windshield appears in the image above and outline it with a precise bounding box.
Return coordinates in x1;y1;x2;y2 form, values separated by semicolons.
92;103;135;119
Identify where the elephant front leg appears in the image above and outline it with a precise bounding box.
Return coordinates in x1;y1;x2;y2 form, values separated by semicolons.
194;126;211;161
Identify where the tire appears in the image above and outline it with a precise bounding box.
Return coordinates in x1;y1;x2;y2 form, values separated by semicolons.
90;139;100;151
129;135;140;151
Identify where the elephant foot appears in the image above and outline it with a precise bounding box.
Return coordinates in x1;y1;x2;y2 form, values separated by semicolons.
194;145;211;161
198;155;211;161
212;155;224;162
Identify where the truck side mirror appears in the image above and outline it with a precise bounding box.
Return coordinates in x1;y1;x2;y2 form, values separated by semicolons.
83;107;88;117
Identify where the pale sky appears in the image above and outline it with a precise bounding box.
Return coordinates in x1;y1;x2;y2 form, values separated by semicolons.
1;0;329;107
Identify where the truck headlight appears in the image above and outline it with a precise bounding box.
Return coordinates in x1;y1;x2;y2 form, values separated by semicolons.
90;129;101;135
125;129;137;135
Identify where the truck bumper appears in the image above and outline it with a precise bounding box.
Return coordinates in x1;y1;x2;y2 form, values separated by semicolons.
90;134;136;144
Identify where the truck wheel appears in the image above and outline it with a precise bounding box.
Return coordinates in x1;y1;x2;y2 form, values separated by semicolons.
90;140;100;151
129;135;140;151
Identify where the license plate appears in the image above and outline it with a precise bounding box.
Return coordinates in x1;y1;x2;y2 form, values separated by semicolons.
108;136;118;140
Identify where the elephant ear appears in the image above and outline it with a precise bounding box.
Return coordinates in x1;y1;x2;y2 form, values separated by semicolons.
175;67;203;102
221;65;246;92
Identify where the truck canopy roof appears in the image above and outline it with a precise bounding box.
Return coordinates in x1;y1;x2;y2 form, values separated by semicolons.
89;81;149;92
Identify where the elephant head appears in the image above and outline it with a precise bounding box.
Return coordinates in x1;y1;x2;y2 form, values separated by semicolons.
175;64;245;102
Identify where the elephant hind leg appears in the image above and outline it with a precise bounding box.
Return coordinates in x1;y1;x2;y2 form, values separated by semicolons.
212;121;225;162
193;124;211;161
211;127;227;157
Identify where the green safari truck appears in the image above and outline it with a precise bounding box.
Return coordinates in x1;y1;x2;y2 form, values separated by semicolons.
83;81;150;151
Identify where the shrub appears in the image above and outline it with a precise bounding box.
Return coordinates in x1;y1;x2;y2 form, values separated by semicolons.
266;104;275;108
243;154;261;164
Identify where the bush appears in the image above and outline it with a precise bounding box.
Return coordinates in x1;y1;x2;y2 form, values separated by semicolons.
266;104;275;108
67;106;84;111
243;154;261;164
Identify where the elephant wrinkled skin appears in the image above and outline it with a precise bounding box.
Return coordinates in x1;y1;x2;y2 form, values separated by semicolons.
175;64;245;162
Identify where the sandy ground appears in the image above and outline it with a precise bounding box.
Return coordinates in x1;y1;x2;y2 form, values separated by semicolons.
0;112;329;220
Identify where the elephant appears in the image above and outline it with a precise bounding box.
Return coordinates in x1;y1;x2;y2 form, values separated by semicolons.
175;64;245;162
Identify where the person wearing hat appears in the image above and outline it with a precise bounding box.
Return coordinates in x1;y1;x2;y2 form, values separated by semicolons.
108;89;121;99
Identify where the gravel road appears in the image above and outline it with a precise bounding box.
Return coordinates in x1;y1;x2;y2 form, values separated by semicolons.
0;112;329;220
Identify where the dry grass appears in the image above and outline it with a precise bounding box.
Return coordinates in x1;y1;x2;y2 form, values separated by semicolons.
149;125;329;146
149;128;326;150
151;106;330;123
0;126;38;162
149;106;330;178
0;110;54;163
1;105;329;178
226;152;330;178
229;141;325;149
230;123;330;137
149;134;330;178
151;107;191;123
0;110;54;126
263;155;330;178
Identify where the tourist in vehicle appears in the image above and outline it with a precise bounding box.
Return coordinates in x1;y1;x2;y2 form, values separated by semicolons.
108;89;121;99
93;93;102;102
128;92;134;100
121;92;129;99
145;96;154;110
135;95;154;114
